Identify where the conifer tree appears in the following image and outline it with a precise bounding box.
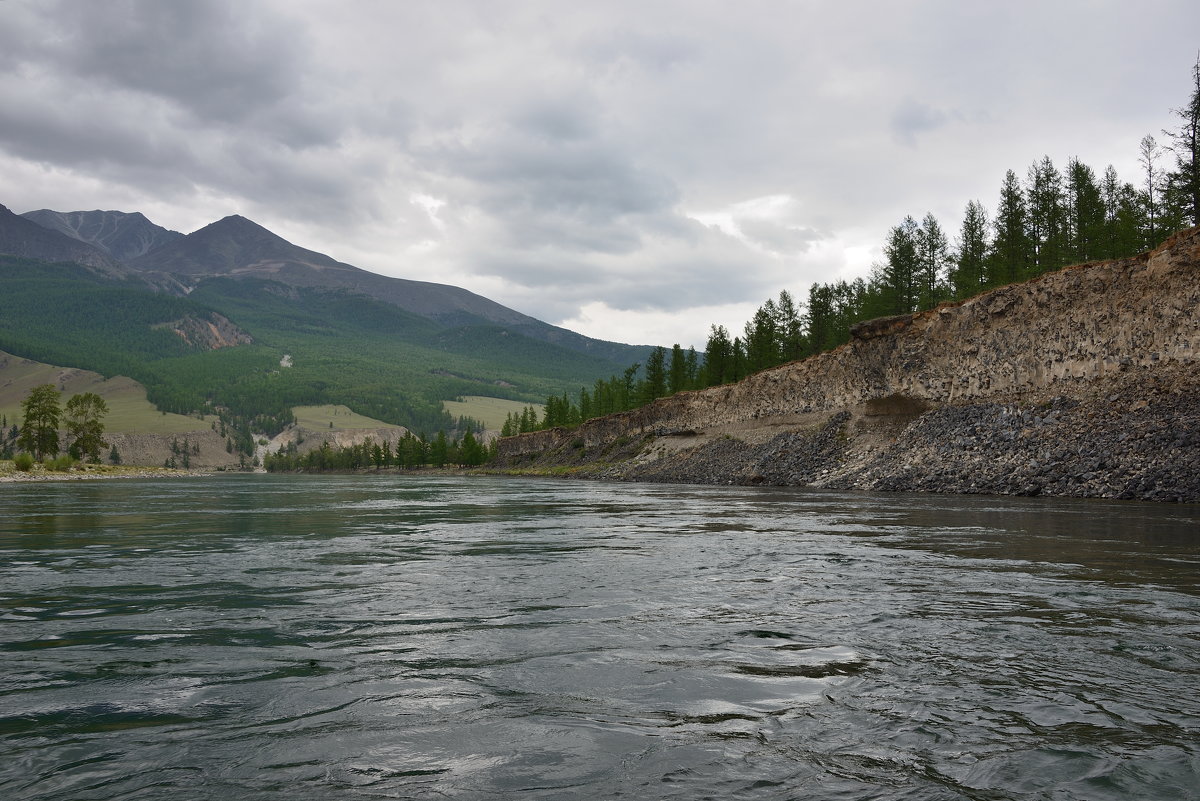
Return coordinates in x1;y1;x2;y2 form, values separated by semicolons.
17;384;61;461
667;345;688;395
702;325;734;386
915;212;950;309
879;215;920;314
773;290;804;361
1165;55;1200;227
1139;135;1163;247
639;347;667;404
743;300;780;372
990;170;1032;285
1065;158;1105;262
951;200;990;297
1026;156;1067;275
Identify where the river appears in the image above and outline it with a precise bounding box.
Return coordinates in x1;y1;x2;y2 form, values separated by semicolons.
1;475;1197;800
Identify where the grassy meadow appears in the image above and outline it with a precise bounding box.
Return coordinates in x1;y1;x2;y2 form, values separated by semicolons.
0;351;209;434
442;395;543;432
291;404;404;430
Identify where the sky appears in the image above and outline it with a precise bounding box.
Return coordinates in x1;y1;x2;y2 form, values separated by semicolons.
1;0;1197;349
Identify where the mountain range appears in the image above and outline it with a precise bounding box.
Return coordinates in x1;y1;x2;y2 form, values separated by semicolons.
0;202;651;436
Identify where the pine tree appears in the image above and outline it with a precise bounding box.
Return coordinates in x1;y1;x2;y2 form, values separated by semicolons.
683;347;699;390
667;345;688;395
773;290;804;361
1026;156;1068;275
1164;54;1200;227
1139;135;1164;247
17;384;61;461
951;200;990;298
639;347;667;404
702;325;734;386
1065;158;1105;262
879;215;920;314
459;429;485;466
914;212;950;309
743;300;780;372
430;431;448;467
989;169;1032;285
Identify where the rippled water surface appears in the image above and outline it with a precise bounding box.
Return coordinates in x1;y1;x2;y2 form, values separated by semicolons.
1;475;1198;800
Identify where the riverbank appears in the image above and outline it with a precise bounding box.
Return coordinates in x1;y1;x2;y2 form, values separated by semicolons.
492;227;1200;503
0;463;215;483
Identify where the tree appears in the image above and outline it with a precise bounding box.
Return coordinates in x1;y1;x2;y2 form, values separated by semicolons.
1100;165;1144;258
1065;158;1105;263
1139;135;1163;247
459;429;485;466
1026;156;1067;275
773;290;805;361
879;215;920;314
743;300;780;372
1164;54;1200;227
951;200;990;298
667;345;688;395
65;392;109;462
914;212;950;309
639;347;667;404
18;384;61;461
702;325;735;386
990;169;1032;285
430;430;448;467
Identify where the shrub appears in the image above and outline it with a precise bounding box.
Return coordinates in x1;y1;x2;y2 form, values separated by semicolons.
14;452;34;471
46;454;76;472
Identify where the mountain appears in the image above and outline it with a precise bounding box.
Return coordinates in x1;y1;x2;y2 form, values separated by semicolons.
126;214;646;363
21;209;183;262
2;203;655;439
0;204;127;277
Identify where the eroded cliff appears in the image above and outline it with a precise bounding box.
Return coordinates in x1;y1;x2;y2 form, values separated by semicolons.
493;227;1200;502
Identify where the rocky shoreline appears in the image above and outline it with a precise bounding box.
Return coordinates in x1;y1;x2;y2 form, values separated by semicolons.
492;228;1200;503
0;466;214;483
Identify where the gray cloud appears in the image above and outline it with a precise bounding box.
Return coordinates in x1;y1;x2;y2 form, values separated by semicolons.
891;98;950;146
1;0;1197;346
46;0;308;127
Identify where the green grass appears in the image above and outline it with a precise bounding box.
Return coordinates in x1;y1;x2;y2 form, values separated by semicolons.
443;395;543;432
0;350;208;433
292;404;404;430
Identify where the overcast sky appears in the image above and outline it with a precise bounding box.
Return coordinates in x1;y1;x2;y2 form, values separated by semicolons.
1;1;1197;348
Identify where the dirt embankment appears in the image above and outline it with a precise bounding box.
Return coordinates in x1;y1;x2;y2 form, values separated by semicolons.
493;227;1200;503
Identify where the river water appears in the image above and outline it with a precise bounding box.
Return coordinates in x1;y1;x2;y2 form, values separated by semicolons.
1;475;1197;800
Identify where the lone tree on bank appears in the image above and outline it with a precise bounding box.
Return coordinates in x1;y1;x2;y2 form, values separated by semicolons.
17;384;61;461
1166;54;1200;226
66;392;109;462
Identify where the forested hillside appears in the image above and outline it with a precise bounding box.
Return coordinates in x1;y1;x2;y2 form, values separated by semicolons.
0;254;635;446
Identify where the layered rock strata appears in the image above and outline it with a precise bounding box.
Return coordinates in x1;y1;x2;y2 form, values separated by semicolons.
493;227;1200;502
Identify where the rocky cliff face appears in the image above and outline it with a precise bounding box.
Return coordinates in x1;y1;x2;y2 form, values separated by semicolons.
159;313;253;350
494;227;1200;502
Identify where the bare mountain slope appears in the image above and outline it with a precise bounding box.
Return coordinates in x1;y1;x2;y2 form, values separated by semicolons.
0;204;127;277
21;209;183;262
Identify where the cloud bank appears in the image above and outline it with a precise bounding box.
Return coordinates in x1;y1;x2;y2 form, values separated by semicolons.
1;0;1196;347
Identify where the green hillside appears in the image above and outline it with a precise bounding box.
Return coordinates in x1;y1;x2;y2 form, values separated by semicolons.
0;255;631;438
0;351;208;434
